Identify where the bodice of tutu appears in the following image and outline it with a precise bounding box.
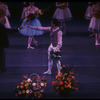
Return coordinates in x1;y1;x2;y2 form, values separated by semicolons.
24;6;38;18
56;2;68;10
28;6;38;14
92;5;100;19
94;10;100;19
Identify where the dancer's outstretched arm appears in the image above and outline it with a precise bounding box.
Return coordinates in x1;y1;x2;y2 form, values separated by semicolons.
28;25;51;31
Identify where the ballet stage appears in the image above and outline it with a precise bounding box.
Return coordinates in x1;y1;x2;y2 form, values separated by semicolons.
0;2;100;99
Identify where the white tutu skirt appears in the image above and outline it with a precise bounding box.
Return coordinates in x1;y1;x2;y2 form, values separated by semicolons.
53;7;72;22
88;17;100;32
4;16;11;29
85;6;92;20
19;18;44;36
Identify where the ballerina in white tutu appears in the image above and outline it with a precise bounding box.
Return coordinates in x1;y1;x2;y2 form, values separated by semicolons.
20;2;44;49
85;2;97;37
0;2;11;29
88;2;100;45
85;2;93;20
53;2;72;35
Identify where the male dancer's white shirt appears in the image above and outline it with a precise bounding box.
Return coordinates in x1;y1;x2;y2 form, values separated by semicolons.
33;26;62;50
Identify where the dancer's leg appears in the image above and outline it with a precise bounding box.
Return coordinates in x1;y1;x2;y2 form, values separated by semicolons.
27;36;34;49
33;36;38;46
95;33;100;45
56;60;61;75
43;45;53;74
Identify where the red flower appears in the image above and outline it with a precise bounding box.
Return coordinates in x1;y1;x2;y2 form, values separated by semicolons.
52;81;56;86
64;81;68;84
64;84;68;88
69;75;73;77
59;81;63;85
23;74;28;79
61;86;64;90
38;80;41;83
69;71;74;75
37;77;40;80
72;86;75;89
27;18;30;20
23;80;25;82
46;50;48;52
59;72;63;76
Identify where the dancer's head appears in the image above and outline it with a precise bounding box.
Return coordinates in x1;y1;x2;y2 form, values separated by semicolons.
51;18;60;27
23;2;29;7
89;2;97;6
97;2;100;6
29;2;35;6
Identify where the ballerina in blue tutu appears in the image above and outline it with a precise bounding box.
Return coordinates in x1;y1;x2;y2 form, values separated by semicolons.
19;2;44;49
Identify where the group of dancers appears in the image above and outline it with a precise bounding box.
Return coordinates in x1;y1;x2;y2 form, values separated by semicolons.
1;2;100;47
0;2;100;75
0;1;72;75
19;2;73;49
0;2;73;49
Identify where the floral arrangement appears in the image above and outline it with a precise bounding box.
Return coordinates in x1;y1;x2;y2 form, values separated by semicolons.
24;9;42;25
15;73;47;99
35;9;43;15
25;9;43;21
52;64;78;96
33;9;43;18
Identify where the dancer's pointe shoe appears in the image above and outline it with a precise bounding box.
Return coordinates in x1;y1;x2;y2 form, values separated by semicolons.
95;42;100;46
89;33;95;37
34;41;38;46
43;70;51;75
27;46;35;49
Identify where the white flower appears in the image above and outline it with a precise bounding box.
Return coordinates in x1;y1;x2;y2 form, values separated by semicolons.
32;82;36;86
27;78;32;82
40;82;44;87
26;90;30;94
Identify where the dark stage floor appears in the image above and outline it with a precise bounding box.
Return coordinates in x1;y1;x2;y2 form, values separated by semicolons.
0;14;100;99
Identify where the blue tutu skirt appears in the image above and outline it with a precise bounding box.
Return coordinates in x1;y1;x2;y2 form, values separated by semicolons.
19;18;44;36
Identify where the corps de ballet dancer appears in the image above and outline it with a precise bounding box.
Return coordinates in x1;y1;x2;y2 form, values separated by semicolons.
88;2;100;45
53;2;72;35
84;2;97;37
85;2;94;20
0;2;11;29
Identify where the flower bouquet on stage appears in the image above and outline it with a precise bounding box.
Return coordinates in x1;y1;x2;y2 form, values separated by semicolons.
15;73;47;99
52;64;78;97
